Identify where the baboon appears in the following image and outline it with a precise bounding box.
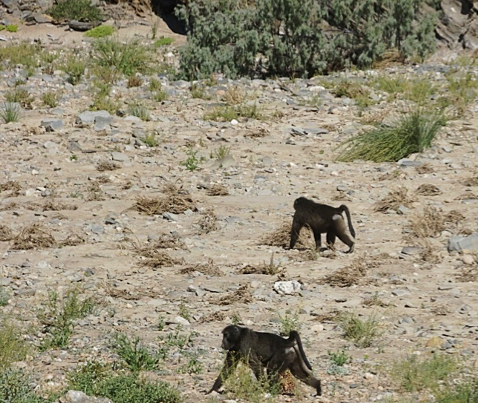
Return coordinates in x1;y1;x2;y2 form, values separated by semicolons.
290;197;355;253
208;325;321;396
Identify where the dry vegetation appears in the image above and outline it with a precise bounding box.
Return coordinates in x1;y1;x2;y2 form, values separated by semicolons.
374;186;417;212
261;222;313;249
179;258;223;276
195;208;218;234
407;206;445;238
207;184;229;196
133;194;196;215
11;223;56;250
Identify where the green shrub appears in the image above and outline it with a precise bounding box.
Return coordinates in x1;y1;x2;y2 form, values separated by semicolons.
85;25;114;38
0;102;22;123
391;353;457;392
0;368;47;403
0;42;40;69
68;362;180;403
61;55;86;85
154;37;174;47
48;0;103;22
41;91;61;108
436;379;478;403
112;333;162;372
39;288;95;350
181;147;203;171
177;0;437;79
0;320;29;370
142;132;159;147
339;312;381;348
91;38;151;77
328;348;351;367
5;89;33;109
337;109;446;163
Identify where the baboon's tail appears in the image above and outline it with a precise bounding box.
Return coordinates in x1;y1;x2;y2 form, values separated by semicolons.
289;331;312;371
339;205;356;239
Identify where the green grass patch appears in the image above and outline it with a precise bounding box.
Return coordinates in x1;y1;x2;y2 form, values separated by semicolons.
337;109;446;163
41;91;61;108
0;42;40;69
436;378;478;403
61;55;86;85
154;37;174;47
203;103;262;121
112;333;164;372
5;88;33;109
48;0;103;23
142;132;159;147
339;312;381;348
6;25;18;32
391;353;457;392
91;38;151;77
90;94;121;115
0;368;50;403
0;102;22;123
0;320;29;370
38;288;96;350
127;102;150;121
85;25;114;38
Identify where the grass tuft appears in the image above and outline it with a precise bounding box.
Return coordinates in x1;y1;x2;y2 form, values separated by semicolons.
337;109;446;162
112;333;163;372
85;25;115;38
0;102;22;123
340;312;381;348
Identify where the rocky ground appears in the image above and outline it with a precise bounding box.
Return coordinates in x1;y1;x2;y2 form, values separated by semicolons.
1;16;478;403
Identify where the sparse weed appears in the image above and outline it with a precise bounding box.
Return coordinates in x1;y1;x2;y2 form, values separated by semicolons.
179;301;191;321
340;312;381;348
85;25;115;38
177;351;203;374
154;37;174;47
328;348;351;367
181;147;203;171
391;353;457;392
162;329;193;350
38;288;96;350
112;333;162;372
436;378;478;403
41;91;61;108
153;90;167;102
61;54;86;85
338;109;446;163
213;144;231;160
158;316;166;331
190;83;211;99
204;103;262;121
5;88;33;109
149;77;162;92
222;85;245;105
277;310;301;336
48;0;103;22
0;102;22;123
0;319;29;369
142;131;159;147
127;102;150;121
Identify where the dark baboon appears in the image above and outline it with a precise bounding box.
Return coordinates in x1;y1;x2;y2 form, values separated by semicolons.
290;197;355;253
208;325;321;396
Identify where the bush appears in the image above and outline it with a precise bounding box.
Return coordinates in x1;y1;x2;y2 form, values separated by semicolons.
177;0;438;79
0;368;46;403
0;320;29;370
85;25;114;38
337;109;446;162
48;0;103;22
339;312;381;348
112;333;162;372
91;38;151;77
391;353;457;392
436;379;478;403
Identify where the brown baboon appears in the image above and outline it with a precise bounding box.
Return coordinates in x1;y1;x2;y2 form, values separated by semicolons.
290;197;355;253
208;325;321;396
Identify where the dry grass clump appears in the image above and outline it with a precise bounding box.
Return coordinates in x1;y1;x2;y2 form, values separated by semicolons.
195;208;218;234
416;240;443;263
455;192;478;200
261;222;313;249
103;284;158;300
60;233;86;246
415;163;435;174
133;194;195;215
455;266;478;282
374;186;416;212
378;169;407;181
207;184;229;196
0;225;13;241
312;309;341;323
362;293;390;307
331;191;352;202
245;127;270;138
216;284;253;305
11;223;56;250
415;184;441;196
199;311;227;323
462;176;478;187
0;202;17;211
42;201;78;211
86;183;105;201
221;85;246;105
96;161;120;172
0;180;21;197
320;258;368;287
138;251;182;269
237;254;283;275
444;210;465;225
143;234;187;250
179;258;223;276
407;206;445;238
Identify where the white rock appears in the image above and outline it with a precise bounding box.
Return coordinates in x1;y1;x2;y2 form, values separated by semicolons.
273;280;302;295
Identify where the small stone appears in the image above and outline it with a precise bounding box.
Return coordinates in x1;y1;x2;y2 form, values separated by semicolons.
41;119;63;132
273;280;302;295
391;289;411;297
111;152;129;162
163;212;179;221
438;285;454;290
462;255;475;265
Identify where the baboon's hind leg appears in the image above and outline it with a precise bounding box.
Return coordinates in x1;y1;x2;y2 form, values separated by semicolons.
333;214;355;253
